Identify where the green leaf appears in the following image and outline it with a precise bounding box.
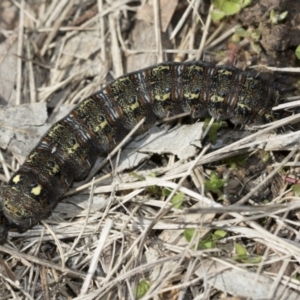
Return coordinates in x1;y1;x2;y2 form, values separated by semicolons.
172;192;185;209
235;243;247;255
241;0;252;8
228;0;252;7
184;228;196;242
136;280;151;299
279;11;288;21
211;0;251;21
262;152;270;163
204;172;226;193
211;9;226;22
233;254;248;262
233;254;262;263
213;229;227;240
250;41;262;54
234;27;251;37
145;173;158;195
148;185;159;194
296;45;300;60
198;240;215;249
250;29;261;42
292;184;300;196
203;118;227;143
197;230;226;249
231;33;241;43
211;0;224;9
207;123;220;143
223;154;247;168
162;188;171;196
270;9;288;24
221;2;241;15
270;9;277;24
246;256;262;264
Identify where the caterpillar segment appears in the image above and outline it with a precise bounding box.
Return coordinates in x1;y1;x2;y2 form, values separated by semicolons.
0;61;285;243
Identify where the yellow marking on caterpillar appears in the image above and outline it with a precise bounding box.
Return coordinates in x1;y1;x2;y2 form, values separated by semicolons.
48;124;63;137
67;142;80;154
210;95;225;102
184;92;199;100
50;164;60;175
78;98;93;113
189;65;203;72
117;77;130;83
27;152;37;163
237;103;250;110
130;101;139;110
155;93;170;101
82;98;93;106
218;69;232;75
152;65;170;73
94;119;108;132
31;184;42;196
12;175;21;184
100;119;108;128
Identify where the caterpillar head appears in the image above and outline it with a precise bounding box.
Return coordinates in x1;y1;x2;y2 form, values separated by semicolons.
0;181;42;244
0;184;22;244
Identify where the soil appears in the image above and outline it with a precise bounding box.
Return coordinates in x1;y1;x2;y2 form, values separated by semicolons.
238;0;300;68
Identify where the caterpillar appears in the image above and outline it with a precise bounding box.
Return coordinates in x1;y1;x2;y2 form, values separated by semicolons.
0;61;285;243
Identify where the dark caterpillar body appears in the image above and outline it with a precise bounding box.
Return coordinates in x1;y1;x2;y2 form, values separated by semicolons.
0;61;285;243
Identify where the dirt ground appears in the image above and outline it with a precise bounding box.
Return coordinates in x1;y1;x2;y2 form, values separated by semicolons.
239;0;300;60
0;1;300;299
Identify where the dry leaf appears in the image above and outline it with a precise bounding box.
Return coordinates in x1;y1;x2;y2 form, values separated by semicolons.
0;38;18;105
196;260;300;300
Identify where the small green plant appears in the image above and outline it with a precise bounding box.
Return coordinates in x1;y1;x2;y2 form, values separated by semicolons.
211;0;252;22
131;171;161;195
198;230;227;249
269;9;288;24
145;172;161;195
171;192;185;209
136;280;151;299
232;26;262;53
262;151;271;163
204;171;226;195
222;153;247;169
184;229;227;249
162;189;185;209
203;118;227;144
233;243;262;263
184;228;197;242
292;184;300;197
234;27;261;42
296;45;300;60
